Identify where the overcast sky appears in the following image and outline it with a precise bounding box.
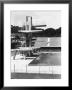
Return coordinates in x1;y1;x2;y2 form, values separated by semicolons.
11;10;61;29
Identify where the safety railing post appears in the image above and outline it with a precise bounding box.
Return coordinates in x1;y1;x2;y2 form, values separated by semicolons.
26;64;27;73
14;64;15;73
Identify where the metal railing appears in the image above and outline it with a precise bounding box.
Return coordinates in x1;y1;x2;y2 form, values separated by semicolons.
11;60;61;74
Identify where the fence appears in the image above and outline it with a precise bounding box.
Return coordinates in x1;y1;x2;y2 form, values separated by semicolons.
11;60;61;74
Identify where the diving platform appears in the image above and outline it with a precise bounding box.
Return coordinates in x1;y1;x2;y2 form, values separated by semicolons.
19;30;43;33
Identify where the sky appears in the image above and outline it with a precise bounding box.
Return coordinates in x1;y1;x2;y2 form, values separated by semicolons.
11;10;61;29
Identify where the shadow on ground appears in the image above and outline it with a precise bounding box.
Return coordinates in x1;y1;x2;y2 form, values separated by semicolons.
11;73;61;79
